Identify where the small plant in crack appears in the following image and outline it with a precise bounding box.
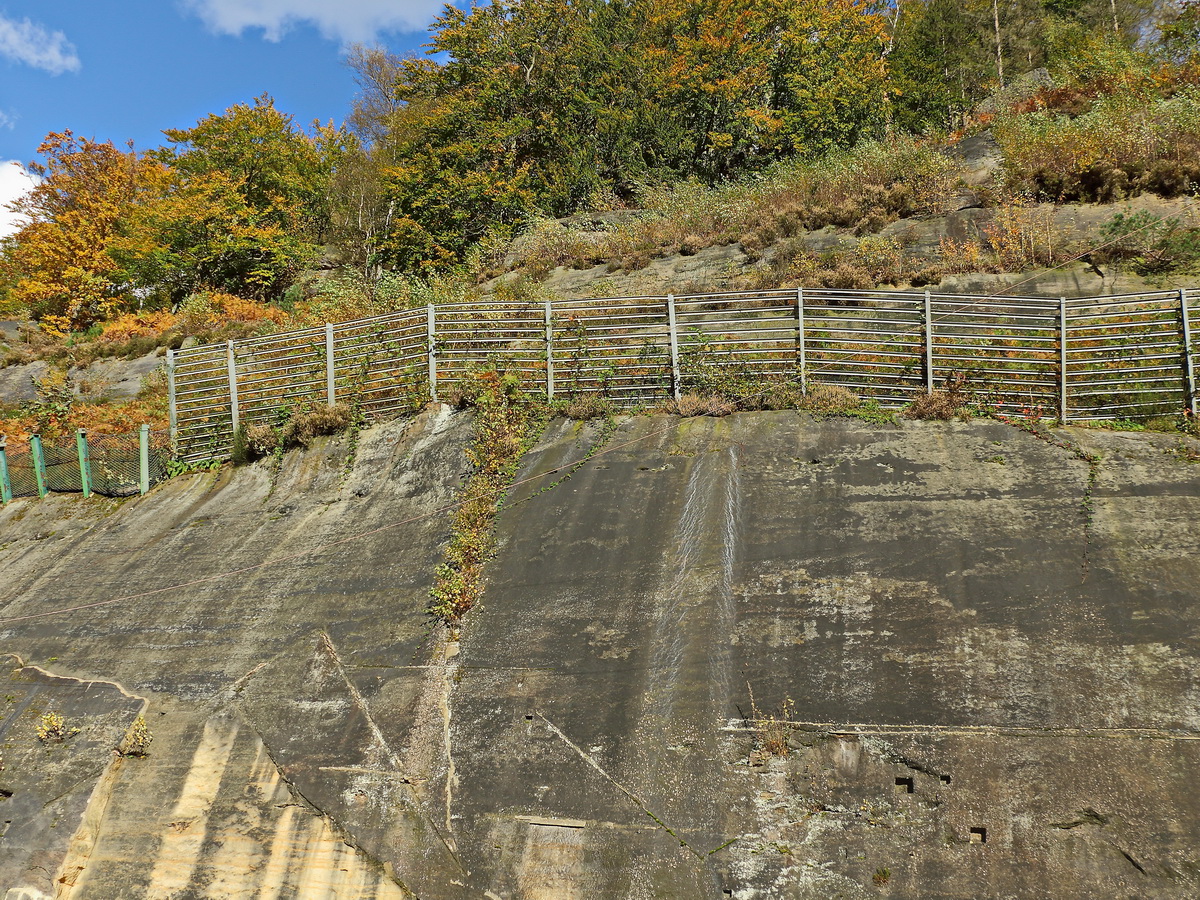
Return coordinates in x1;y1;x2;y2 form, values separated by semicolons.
747;684;795;764
118;715;153;757
36;710;78;743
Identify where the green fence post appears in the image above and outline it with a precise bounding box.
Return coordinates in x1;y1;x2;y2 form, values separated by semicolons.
139;424;150;495
76;429;92;498
30;435;47;499
0;437;10;505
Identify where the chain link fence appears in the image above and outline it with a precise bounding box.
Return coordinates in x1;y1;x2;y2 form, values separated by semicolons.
6;445;39;499
1;429;171;501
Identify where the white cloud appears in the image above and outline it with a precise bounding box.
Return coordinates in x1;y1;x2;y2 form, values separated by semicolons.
0;14;80;75
183;0;445;43
0;110;13;130
0;161;38;240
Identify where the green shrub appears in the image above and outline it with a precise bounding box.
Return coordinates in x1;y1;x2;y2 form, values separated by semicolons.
996;87;1200;201
1098;211;1200;275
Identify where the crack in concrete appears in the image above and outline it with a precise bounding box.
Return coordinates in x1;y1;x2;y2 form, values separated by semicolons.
316;631;467;873
1051;808;1109;829
319;631;403;770
995;419;1102;583
0;659;150;899
227;661;268;698
318;766;427;783
1120;847;1148;874
535;711;705;861
5;656;150;707
439;639;458;846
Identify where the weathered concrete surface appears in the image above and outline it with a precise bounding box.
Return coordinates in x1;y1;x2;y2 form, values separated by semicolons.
1;410;1199;898
0;662;144;900
454;414;1200;898
0;406;473;898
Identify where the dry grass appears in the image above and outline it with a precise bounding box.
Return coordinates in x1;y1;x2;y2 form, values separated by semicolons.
996;86;1200;202
670;392;738;417
800;384;861;415
506;138;962;281
237;402;354;462
562;392;615;420
903;373;971;420
747;685;795;765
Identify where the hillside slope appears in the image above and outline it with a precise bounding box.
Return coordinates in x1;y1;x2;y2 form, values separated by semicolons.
1;409;1199;897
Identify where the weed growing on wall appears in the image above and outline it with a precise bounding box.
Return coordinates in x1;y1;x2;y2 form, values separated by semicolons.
35;710;78;743
903;372;972;420
428;370;549;625
747;684;795;764
118;715;153;757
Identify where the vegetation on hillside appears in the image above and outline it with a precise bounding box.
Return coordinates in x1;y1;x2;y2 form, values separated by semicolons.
0;0;1197;345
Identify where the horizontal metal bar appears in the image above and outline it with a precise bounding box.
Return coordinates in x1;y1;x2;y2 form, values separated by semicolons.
931;308;1060;324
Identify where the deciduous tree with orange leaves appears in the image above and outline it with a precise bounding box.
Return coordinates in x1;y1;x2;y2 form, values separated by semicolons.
0;131;152;333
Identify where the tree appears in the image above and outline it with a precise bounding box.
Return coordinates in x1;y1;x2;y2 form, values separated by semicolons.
109;166;312;306
144;95;347;300
157;94;334;243
1159;0;1200;61
891;0;991;131
0;132;150;331
356;0;895;270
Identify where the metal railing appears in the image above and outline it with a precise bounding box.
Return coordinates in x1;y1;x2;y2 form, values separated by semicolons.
167;287;1200;462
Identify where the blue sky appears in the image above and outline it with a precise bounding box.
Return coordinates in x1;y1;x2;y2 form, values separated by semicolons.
0;0;452;232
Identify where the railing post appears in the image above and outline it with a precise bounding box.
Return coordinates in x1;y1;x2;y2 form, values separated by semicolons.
667;293;681;402
426;303;438;402
139;424;150;495
166;348;177;451
924;289;935;394
0;437;10;505
30;435;47;499
76;429;92;498
796;287;807;393
1059;296;1069;423
544;298;555;401
325;323;337;407
226;340;240;432
1181;288;1197;419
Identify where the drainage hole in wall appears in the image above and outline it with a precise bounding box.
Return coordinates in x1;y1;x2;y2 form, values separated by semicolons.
969;827;987;844
895;777;914;794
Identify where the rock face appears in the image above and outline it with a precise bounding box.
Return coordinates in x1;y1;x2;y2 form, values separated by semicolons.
0;352;165;407
1;409;1199;898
